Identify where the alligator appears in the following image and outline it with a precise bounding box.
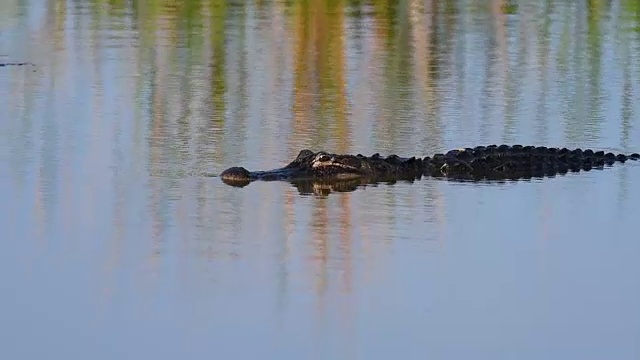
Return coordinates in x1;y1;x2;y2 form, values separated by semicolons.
220;145;640;191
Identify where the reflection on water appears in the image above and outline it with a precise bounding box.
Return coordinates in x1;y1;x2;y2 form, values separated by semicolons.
2;0;640;359
285;177;423;196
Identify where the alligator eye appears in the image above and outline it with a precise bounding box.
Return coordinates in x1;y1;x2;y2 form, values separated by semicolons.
318;155;332;162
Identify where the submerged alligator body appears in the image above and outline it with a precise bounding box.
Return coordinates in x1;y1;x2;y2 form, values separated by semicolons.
220;145;640;192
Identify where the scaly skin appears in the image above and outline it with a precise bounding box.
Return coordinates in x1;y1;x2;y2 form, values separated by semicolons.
220;145;640;188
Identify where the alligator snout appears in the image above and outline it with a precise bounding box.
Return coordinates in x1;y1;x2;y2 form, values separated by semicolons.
220;166;252;186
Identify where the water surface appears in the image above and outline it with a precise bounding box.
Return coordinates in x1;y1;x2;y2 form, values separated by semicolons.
1;1;640;359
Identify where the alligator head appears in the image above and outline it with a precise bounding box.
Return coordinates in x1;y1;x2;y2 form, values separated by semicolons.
220;150;374;187
220;149;424;187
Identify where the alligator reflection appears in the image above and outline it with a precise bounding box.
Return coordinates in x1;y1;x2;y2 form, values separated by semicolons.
291;177;420;196
220;174;422;195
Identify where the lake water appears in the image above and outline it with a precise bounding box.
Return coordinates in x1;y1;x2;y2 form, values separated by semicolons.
2;1;640;359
